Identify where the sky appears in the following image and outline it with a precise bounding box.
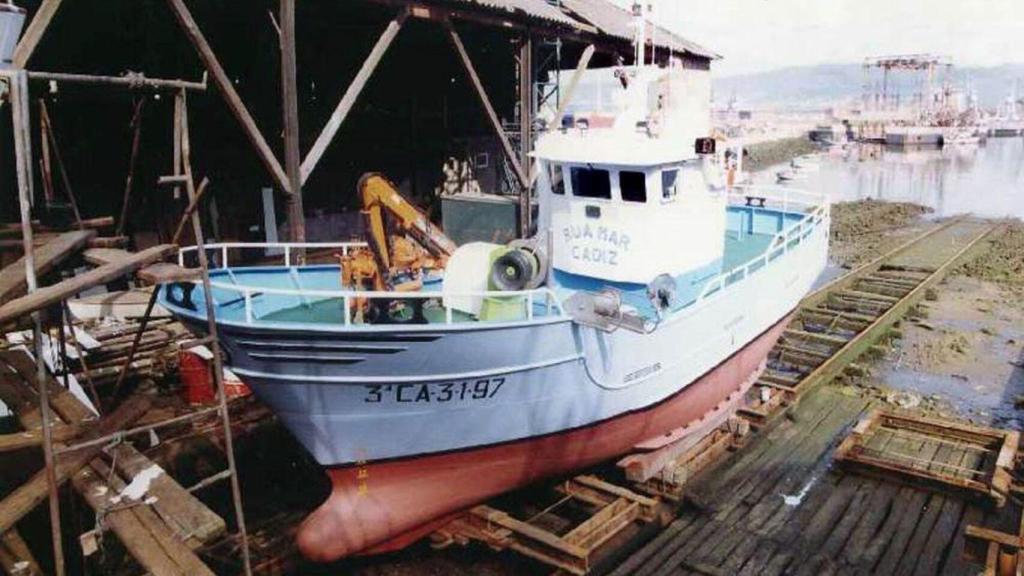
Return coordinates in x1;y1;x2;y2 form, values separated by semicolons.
614;0;1024;77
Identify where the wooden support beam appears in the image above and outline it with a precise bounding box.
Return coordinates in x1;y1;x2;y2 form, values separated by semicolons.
117;99;146;237
165;0;292;196
0;245;177;326
0;423;81;453
300;12;407;185
445;21;528;190
26;70;206;91
12;0;64;68
279;0;304;243
518;34;533;237
171;177;210;244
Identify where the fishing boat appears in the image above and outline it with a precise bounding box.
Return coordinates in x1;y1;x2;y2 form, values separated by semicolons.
159;57;830;562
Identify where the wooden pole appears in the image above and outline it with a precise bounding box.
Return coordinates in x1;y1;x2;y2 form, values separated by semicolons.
117;98;147;237
38;102;84;229
279;0;305;244
26;70;206;91
299;12;407;185
38;101;56;207
518;35;533;238
179;91;254;576
164;0;292;196
12;0;65;68
445;21;529;190
8;69;66;576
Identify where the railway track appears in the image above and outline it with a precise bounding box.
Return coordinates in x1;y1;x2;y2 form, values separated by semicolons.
741;217;998;425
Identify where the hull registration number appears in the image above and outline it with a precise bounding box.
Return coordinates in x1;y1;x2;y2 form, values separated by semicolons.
363;378;505;404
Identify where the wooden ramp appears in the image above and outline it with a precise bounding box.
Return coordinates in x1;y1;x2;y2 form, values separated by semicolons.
608;386;1020;576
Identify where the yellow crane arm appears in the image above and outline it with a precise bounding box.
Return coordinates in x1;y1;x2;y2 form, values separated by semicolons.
358;173;457;273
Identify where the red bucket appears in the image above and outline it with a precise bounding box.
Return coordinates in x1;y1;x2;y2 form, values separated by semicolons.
179;350;251;405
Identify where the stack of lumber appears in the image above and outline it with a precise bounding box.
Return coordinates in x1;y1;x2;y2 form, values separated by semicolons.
0;349;222;575
8;317;192;390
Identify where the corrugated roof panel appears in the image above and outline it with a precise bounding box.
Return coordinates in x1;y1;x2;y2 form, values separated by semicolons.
447;0;584;28
560;0;720;59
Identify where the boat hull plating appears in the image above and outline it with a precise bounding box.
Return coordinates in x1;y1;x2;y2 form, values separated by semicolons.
295;310;793;561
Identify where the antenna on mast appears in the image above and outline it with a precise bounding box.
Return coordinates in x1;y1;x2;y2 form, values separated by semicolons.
631;1;644;68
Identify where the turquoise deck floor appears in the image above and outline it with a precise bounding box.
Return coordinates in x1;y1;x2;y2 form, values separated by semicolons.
723;231;776;271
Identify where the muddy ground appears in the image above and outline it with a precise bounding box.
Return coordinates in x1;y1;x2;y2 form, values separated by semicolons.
742;137;820;173
836;220;1024;430
828;199;935;269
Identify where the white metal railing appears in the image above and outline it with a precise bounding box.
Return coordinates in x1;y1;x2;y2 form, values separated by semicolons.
697;185;830;302
178;241;368;269
201;281;565;326
173;241;566;326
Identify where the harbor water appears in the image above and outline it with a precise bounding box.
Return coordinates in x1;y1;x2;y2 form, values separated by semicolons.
760;137;1024;220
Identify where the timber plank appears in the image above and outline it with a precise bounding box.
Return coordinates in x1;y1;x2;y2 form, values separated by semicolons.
729;395;869;532
787;475;864;558
941;505;984;575
714;529;761;573
72;464;188;576
735;539;776;576
699;391;841;516
855;487;926;572
891;493;947;576
818;479;880;559
0;530;41;576
137;262;199;284
0;396;149;535
0;244;176;325
82;247;133;266
838;483;901;569
0;230;95;305
109;445;225;546
871;491;937;574
910;497;965;576
640;518;726;576
757;550;792;576
607;516;699;576
88;457;215;576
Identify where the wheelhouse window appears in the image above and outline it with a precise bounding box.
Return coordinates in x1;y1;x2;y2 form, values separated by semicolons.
619;171;647;203
548;163;565;195
570;167;612;200
661;169;679;201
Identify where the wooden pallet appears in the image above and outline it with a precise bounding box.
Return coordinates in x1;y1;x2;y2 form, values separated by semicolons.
834;410;1019;507
431;475;660;575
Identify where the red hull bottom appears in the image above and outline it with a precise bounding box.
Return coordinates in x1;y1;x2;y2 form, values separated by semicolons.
296;313;793;561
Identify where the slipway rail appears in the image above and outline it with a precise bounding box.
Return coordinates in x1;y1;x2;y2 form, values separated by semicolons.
739;216;998;424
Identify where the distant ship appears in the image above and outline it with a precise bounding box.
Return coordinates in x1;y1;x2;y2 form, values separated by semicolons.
160;58;830;561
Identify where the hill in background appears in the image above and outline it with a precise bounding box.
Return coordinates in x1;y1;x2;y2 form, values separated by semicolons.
713;63;1024;109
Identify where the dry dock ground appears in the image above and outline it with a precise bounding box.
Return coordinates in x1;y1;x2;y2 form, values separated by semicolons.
606;214;1024;576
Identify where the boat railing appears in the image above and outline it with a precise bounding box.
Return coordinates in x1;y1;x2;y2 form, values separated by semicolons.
177;241;368;269
697;185;830;301
198;280;566;326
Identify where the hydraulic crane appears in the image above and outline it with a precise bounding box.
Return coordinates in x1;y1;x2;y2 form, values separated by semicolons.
339;174;457;318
